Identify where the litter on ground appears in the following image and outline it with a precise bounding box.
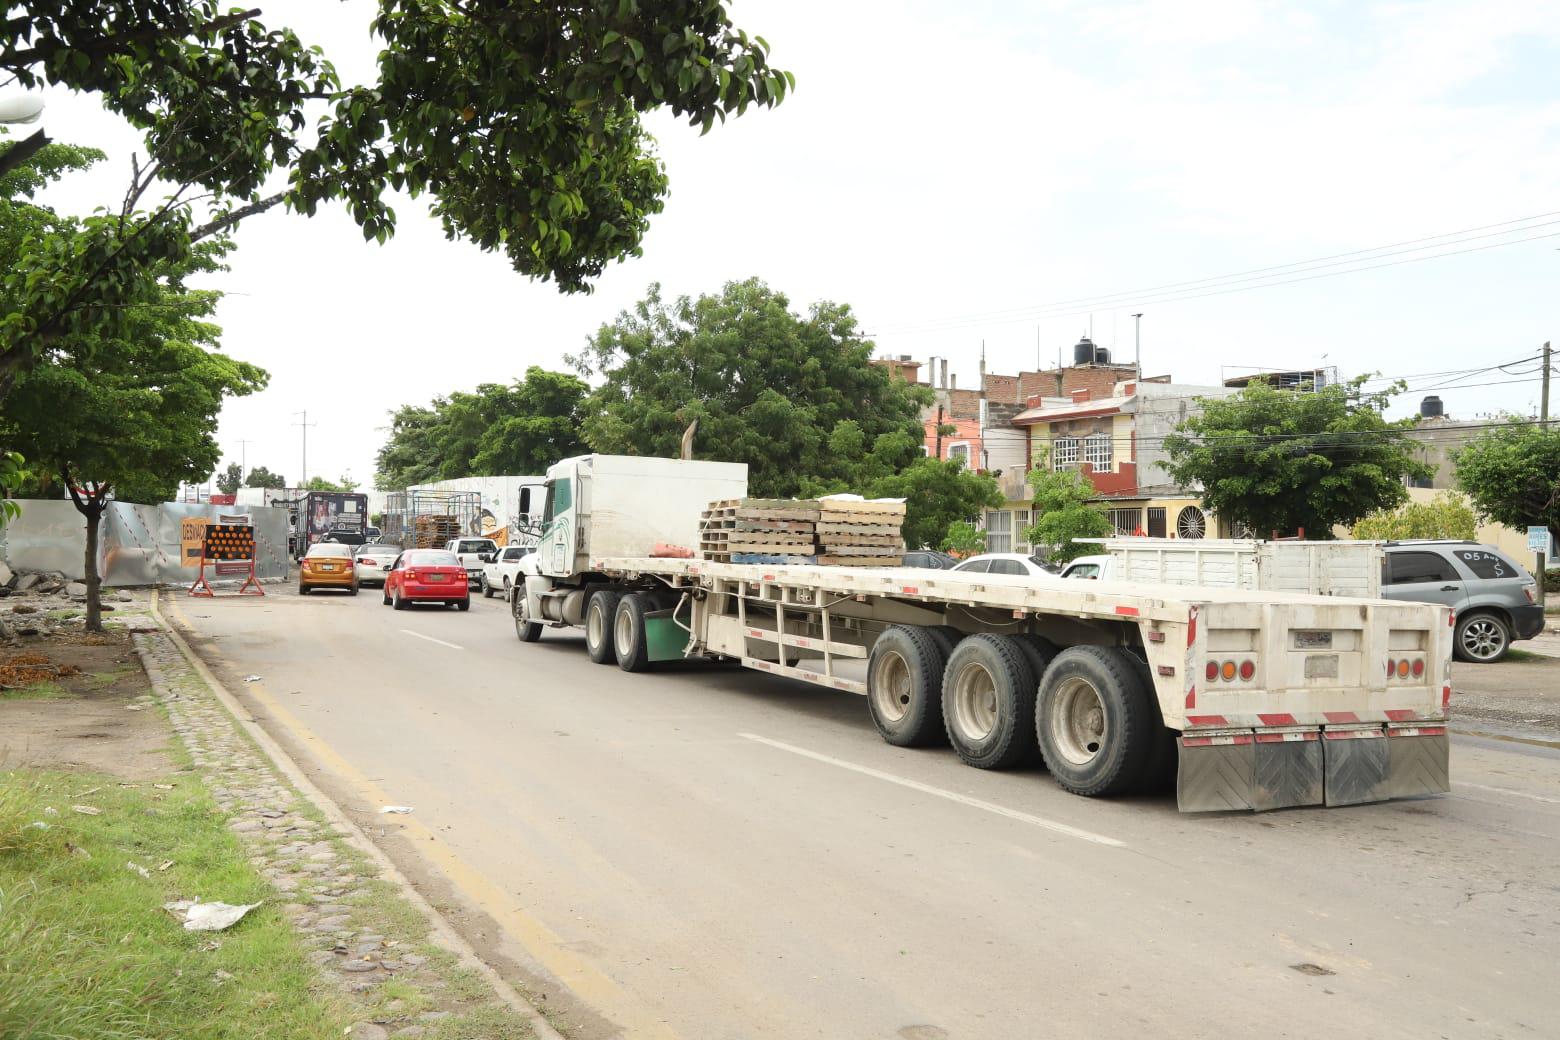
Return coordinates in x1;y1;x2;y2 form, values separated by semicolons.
163;899;263;932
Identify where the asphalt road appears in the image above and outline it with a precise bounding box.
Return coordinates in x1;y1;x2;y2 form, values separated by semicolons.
168;585;1560;1040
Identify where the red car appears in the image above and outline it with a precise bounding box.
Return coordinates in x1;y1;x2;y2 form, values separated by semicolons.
382;549;471;611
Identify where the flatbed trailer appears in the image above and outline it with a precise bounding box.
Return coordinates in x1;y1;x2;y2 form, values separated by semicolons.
511;455;1453;813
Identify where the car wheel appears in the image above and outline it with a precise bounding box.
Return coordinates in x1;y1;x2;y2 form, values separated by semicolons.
382;587;391;606
298;583;309;596
392;588;407;611
1455;611;1510;663
349;583;359;596
481;574;494;599
503;576;512;595
456;598;470;612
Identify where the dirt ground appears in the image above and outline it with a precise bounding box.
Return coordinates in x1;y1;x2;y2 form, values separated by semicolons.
0;629;173;779
1450;652;1560;743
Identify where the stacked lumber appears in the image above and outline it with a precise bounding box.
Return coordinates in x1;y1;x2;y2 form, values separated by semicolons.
411;514;462;549
815;497;906;565
727;498;820;562
698;496;907;566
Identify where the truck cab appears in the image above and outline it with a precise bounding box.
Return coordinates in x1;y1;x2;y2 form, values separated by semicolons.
444;537;499;587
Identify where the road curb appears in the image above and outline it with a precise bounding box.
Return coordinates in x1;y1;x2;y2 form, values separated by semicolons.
150;589;565;1040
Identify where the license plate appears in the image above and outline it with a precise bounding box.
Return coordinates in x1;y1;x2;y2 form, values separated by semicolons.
426;574;448;582
1294;630;1333;649
318;564;336;571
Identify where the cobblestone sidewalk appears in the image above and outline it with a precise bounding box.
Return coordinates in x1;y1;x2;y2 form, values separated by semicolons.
132;615;550;1040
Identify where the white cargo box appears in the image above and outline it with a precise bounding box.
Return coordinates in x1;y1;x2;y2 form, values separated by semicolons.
577;455;748;561
1086;538;1383;598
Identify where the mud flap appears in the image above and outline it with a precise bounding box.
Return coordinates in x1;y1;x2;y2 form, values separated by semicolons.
1177;732;1255;812
1323;726;1390;806
1385;724;1450;800
1251;731;1324;811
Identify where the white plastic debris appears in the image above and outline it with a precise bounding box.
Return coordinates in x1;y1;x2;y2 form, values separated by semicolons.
378;805;414;815
71;805;102;816
127;861;151;879
243;675;262;683
163;898;263;932
24;821;50;830
42;806;57;815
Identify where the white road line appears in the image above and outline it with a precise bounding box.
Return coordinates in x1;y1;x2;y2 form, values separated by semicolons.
399;629;465;651
1456;781;1560;805
737;732;1125;848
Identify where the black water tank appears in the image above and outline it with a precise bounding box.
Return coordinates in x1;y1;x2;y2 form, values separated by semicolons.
1420;395;1444;418
1073;336;1096;365
1094;345;1111;365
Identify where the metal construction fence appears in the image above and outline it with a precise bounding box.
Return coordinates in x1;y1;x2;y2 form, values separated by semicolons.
0;500;291;586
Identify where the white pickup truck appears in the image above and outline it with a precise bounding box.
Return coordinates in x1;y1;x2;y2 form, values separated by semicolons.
479;545;535;598
443;537;499;587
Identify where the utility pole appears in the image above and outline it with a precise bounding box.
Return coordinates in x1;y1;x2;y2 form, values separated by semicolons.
293;411;317;487
1540;342;1552;602
1132;313;1144;383
235;439;253;483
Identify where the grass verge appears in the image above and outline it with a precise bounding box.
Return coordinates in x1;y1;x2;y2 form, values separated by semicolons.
0;770;350;1039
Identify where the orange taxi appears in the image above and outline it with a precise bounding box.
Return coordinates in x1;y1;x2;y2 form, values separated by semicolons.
299;541;358;595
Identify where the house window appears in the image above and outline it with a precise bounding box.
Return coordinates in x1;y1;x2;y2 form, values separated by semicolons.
1085;432;1112;470
985;509;1012;553
1053;437;1079;469
1107;507;1141;535
948;443;970;465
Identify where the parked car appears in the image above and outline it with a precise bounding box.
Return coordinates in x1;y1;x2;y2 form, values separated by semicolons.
353;543;400;587
298;541;357;595
480;545;534;598
443;537;500;587
1381;541;1543;662
950;552;1059;577
382;549;470;611
1059;554;1112;580
902;550;958;569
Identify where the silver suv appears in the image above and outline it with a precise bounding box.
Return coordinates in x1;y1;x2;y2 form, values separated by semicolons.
1382;541;1544;663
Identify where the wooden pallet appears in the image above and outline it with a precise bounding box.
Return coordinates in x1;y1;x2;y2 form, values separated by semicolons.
819;544;903;556
734;518;815;534
815;521;901;537
818;555;903;567
729;541;817;555
818;498;905;515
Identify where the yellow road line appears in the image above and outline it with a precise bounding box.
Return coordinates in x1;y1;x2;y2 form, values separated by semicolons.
161;592;680;1040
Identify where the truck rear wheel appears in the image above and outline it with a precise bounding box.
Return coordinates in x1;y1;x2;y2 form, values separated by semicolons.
941;634;1038;770
585;591;622;665
1036;646;1155;796
613;593;652;672
867;626;949;747
512;581;542;642
925;625;964;659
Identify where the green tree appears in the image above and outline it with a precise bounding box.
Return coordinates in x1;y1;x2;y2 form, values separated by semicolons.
1353;492;1478;541
571;279;931;497
859;457;1003;551
1162;376;1429;538
940;519;988;556
1;3;791;399
1024;458;1112;563
214;461;243;496
1;280;265;631
374;368;588;488
303;476;357;493
246;466;286;490
1453;422;1560;544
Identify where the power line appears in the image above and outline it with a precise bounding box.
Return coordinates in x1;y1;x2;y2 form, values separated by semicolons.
877;227;1560;336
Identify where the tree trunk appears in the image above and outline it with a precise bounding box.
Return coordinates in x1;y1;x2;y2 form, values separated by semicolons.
83;502;104;633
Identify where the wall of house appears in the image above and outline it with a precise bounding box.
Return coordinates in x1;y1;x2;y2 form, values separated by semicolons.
1130;382;1239;493
923;414;982;464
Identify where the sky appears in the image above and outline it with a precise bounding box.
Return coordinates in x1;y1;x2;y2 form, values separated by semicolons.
24;0;1560;489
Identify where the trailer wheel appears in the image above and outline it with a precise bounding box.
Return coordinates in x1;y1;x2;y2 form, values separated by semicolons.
1036;646;1156;796
585;591;622;665
512;580;542;643
941;634;1038;770
867;626;949;747
925;625;964;659
613;593;652;673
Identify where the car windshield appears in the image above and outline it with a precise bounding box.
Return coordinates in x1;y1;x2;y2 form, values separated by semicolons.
305;543;351;559
407;551;459;567
456;540;494;553
355;543;393;556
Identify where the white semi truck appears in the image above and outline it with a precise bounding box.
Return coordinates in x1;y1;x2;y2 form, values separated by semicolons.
511;455;1453;813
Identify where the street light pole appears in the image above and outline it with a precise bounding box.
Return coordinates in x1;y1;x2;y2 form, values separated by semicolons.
293;411;316;487
1132;313;1143;383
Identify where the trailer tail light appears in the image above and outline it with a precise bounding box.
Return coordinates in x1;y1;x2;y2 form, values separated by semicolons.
1411;658;1425;678
1238;660;1255;681
1220;661;1237;682
1396;659;1410;678
1205;661;1219;682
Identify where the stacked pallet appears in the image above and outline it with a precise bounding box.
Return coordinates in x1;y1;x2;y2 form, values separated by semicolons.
727;498;821;563
815;498;906;565
412;514;463;548
698;500;739;562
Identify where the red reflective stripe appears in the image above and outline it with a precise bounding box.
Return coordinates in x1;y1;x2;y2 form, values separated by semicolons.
1185;685;1196;709
762;573;776;581
1442;685;1452;708
1115;605;1139;617
1257;713;1297;726
1384;709;1419;722
1187;607;1198;647
1323;711;1360;724
901;586;919;595
1186;714;1229;727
